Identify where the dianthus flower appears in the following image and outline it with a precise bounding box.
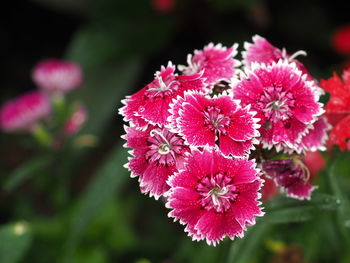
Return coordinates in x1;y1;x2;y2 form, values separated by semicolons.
169;91;259;157
262;158;315;200
233;60;323;152
178;43;240;87
242;35;316;83
320;68;350;150
123;125;189;199
120;62;205;128
167;148;263;245
32;59;83;95
0;91;51;132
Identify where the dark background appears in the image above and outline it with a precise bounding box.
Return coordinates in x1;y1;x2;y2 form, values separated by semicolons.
1;0;350;263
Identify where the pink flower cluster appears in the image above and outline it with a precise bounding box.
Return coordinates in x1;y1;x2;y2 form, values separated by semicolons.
0;59;86;143
120;36;328;245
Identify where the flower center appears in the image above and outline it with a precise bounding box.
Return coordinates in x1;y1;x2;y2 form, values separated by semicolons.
197;173;238;213
203;106;231;135
146;129;185;167
145;75;179;98
258;84;295;124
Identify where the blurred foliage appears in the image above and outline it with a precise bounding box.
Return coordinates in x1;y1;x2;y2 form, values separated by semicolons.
1;0;350;262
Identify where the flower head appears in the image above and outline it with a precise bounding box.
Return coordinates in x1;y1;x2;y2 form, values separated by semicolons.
169;91;260;157
32;59;83;95
262;158;315;200
242;35;315;82
167;148;263;245
123;125;189;199
0;91;51;132
233;60;323;152
119;62;205;128
178;43;240;87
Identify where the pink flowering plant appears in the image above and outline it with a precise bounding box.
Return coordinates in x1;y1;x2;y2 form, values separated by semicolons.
0;59;88;149
120;36;336;246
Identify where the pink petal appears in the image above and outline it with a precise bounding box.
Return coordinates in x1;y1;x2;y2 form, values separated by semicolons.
226;108;257;141
219;136;253;157
232;180;264;225
195;210;243;245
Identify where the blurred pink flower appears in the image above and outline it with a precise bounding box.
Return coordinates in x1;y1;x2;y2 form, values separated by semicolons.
64;105;87;135
32;59;83;95
0;91;51;132
303;151;325;178
260;174;279;201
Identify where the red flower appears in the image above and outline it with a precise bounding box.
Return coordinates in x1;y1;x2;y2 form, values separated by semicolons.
321;68;350;150
332;25;350;55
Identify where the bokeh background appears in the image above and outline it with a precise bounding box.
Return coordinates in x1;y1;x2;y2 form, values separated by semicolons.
1;0;350;262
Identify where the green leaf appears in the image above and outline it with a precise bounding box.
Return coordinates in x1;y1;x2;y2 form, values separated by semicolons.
0;222;32;263
3;155;53;192
264;193;340;224
61;145;129;262
226;221;271;263
329;156;350;245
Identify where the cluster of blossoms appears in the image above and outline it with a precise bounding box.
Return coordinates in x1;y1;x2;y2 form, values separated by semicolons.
120;35;331;245
0;59;87;146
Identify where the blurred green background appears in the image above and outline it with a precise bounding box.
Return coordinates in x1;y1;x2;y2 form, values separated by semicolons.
1;0;350;262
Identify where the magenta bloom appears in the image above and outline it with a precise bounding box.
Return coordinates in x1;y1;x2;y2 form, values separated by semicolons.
243;35;285;67
167;149;263;245
242;35;316;83
233;61;323;151
123;125;189;199
262;159;315;200
179;43;240;87
0;91;51;132
32;59;83;94
169;91;259;157
64;105;88;135
120;62;205;128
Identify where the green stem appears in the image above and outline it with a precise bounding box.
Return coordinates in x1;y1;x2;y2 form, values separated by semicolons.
32;124;53;147
53;94;66;125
